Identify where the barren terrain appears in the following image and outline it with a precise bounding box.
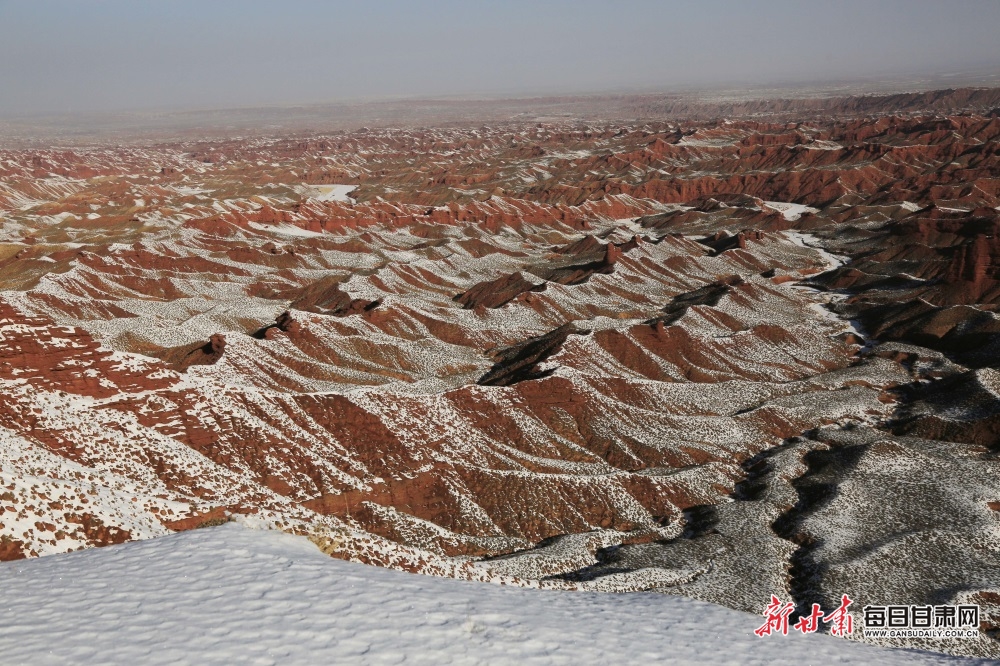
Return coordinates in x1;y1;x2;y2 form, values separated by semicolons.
2;87;1000;657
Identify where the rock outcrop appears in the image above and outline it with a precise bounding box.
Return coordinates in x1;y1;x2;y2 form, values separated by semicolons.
3;96;1000;656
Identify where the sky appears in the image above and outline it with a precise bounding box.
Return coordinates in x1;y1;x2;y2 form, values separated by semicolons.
0;0;998;117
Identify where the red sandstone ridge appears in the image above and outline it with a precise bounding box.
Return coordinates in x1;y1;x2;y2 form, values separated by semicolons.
155;333;227;371
0;536;27;562
0;300;176;398
258;310;302;339
944;233;1000;302
455;272;546;309
3;100;1000;658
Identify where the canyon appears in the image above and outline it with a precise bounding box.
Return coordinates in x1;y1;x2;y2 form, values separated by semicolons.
2;87;1000;657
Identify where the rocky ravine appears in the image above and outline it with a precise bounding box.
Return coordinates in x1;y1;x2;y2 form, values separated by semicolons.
2;89;1000;657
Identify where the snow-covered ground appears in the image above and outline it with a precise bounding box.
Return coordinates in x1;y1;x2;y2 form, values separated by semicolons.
764;201;819;221
0;524;965;665
306;183;357;202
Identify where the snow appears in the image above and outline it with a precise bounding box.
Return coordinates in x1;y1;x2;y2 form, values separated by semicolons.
804;140;843;151
0;524;956;665
784;231;849;271
307;184;357;203
764;201;819;222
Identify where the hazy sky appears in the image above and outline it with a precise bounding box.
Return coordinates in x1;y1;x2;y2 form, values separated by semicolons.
1;0;998;117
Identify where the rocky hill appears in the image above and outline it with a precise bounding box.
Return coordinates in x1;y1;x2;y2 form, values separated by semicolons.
2;91;1000;656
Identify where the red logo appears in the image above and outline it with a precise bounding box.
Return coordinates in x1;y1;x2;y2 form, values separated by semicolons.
756;595;854;637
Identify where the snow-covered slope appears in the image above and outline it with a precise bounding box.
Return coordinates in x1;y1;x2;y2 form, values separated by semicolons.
0;523;965;665
4;112;1000;659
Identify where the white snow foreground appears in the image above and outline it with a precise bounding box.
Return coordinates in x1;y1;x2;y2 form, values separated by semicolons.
0;524;963;665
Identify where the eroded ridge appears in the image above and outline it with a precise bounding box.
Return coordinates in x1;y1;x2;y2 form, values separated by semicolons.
2;91;1000;657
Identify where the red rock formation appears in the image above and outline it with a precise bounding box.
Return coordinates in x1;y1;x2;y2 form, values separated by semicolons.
454;272;545;309
5;102;1000;650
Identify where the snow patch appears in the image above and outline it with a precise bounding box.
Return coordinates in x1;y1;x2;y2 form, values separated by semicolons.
764;201;819;222
303;184;357;203
0;525;950;665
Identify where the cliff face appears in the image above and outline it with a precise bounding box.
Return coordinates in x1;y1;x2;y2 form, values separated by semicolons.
2;93;1000;657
